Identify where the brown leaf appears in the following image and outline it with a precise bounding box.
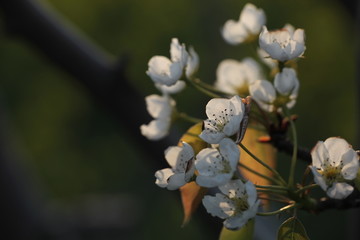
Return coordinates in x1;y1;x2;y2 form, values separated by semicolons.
239;127;277;208
180;182;207;226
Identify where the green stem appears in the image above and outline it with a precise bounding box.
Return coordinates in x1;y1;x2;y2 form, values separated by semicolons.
255;184;288;191
177;112;202;124
192;78;230;96
257;203;296;216
239;143;287;186
284;107;298;188
238;162;283;186
256;188;288;195
295;184;318;194
186;78;221;98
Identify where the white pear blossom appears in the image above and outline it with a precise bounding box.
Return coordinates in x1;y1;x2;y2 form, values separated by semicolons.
147;56;183;86
274;68;299;108
195;138;240;187
155;80;186;95
170;38;188;68
222;3;266;45
140;94;175;140
310;137;359;199
215;57;263;95
202;179;260;230
199;95;245;144
249;80;276;112
147;38;188;86
249;68;299;112
185;46;200;79
155;142;195;190
259;25;305;62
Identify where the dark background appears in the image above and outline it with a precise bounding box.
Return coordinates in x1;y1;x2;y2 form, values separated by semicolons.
0;0;359;239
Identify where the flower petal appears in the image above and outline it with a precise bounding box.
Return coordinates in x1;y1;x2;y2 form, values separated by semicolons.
170;38;188;67
249;80;276;112
203;194;233;219
274;68;299;96
147;56;182;86
239;3;266;35
324;137;351;166
140;119;170;140
145;94;173;119
311;141;329;169
156;80;186;94
219;138;240;170
167;172;187;190
310;166;328;191
222;20;248;45
341;148;359;180
327;182;354;199
185;46;199;79
155;168;174;188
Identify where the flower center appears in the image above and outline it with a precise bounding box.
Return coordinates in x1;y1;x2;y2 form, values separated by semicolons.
321;165;342;185
205;108;234;133
232;196;249;213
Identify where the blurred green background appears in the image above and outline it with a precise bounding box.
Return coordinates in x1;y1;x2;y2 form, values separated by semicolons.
0;0;357;239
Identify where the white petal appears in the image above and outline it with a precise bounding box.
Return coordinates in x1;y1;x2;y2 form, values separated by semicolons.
170;38;188;68
147;56;182;86
222;20;248;45
155;168;174;188
310;166;328;191
257;48;277;68
224;215;249;230
311;141;329;169
223;96;245;136
224;200;259;230
245;181;257;205
239;3;266;35
293;29;305;45
199;126;226;144
341;148;359;180
249;80;276;111
327;182;354;199
165;142;194;170
167;172;187;190
185;46;199;79
145;94;173;119
219;179;246;196
324;137;351;166
241;57;264;84
215;59;244;95
196;173;233;188
274;68;299;96
219;138;240;170
195;148;219;176
140;119;170;140
203;194;232;219
156;81;186;94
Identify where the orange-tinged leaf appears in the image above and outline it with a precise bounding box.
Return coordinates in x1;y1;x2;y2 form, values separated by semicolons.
179;122;207;154
239;127;277;208
179;123;208;225
180;182;207;226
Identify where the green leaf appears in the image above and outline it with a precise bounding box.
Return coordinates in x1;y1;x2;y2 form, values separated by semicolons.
219;219;255;240
277;217;310;240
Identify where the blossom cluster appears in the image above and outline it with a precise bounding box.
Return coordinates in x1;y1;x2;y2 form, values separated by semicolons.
141;2;360;234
